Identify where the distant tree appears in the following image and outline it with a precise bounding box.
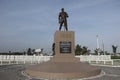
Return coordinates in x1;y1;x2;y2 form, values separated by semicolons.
94;49;98;55
27;48;32;55
94;48;105;55
9;51;11;54
75;44;82;55
75;44;90;55
112;45;117;55
81;46;90;55
32;49;35;55
99;50;104;55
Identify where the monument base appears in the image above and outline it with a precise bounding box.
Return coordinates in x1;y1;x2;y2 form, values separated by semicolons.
25;61;101;79
25;30;101;79
50;56;80;62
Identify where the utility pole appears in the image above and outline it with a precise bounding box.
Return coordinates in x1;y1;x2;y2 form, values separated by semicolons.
96;35;100;55
102;43;105;55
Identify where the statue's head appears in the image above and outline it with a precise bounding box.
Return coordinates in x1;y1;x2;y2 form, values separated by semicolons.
61;8;64;12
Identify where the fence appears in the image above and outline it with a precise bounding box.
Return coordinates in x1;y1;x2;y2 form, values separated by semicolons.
0;55;114;65
0;55;53;65
76;55;113;65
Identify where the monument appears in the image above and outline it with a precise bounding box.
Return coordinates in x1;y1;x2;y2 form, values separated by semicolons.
59;8;68;31
25;8;101;79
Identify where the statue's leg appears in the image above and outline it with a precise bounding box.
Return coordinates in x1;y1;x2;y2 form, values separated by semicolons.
66;26;68;31
59;25;62;30
59;22;63;30
59;27;61;30
64;21;68;31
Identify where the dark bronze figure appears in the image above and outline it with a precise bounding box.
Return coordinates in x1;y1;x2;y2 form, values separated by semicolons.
59;8;69;31
52;43;55;56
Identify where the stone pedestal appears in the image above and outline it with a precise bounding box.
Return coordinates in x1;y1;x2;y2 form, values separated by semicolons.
51;30;79;62
54;31;75;56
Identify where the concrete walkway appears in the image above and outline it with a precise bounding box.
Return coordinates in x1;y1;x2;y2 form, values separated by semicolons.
0;64;120;80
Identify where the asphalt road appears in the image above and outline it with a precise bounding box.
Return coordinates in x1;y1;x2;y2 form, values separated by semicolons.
0;64;29;80
0;64;120;80
87;66;120;80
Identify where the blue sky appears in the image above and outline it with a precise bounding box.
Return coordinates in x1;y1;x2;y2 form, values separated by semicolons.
0;0;120;53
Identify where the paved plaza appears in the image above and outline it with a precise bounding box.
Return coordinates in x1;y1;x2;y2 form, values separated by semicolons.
0;64;120;80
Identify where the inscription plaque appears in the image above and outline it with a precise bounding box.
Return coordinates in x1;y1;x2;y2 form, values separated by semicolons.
60;41;71;53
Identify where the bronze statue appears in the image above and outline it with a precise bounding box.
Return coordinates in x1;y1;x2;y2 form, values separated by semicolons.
59;8;69;31
52;43;55;56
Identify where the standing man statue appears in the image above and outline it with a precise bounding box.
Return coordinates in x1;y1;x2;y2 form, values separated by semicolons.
59;8;69;31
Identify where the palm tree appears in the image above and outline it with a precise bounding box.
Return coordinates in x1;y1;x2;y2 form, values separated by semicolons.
112;45;117;55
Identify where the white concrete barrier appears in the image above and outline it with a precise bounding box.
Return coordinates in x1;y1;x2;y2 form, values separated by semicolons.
75;55;113;65
0;55;53;65
0;55;113;65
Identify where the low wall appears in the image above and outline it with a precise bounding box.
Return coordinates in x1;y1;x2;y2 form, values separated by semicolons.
75;55;112;61
0;55;53;65
0;55;115;65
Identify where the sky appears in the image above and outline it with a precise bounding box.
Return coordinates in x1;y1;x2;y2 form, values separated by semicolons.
0;0;120;53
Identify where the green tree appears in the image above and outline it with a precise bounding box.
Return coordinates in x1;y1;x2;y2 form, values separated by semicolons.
75;44;82;55
75;44;90;55
94;48;98;55
112;45;117;55
27;48;32;55
32;49;35;55
82;46;90;55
